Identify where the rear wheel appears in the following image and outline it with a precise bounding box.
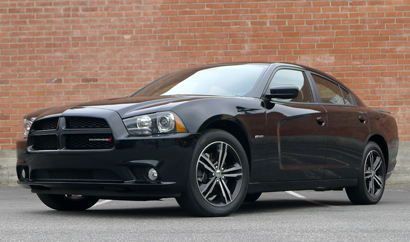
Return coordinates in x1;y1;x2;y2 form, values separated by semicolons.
176;129;249;217
37;194;99;211
346;142;386;205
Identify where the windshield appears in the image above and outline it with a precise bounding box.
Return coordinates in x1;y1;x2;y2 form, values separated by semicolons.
133;64;268;97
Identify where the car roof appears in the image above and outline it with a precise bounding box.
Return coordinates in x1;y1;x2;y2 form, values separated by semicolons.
200;62;350;91
196;62;365;106
192;62;335;81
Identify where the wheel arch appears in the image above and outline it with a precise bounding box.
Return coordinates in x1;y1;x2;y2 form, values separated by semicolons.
367;134;389;171
198;116;252;172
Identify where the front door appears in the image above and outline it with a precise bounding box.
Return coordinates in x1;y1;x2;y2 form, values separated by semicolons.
265;104;327;181
263;68;327;182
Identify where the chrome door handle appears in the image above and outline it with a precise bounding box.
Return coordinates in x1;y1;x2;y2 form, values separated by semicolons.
316;117;325;126
359;116;366;124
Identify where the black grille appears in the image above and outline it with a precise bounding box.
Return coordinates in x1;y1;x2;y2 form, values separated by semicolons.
32;169;121;181
32;118;59;131
66;117;110;129
32;135;58;150
66;134;114;150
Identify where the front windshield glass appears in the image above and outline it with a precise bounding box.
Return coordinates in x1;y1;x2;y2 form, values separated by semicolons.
133;64;268;97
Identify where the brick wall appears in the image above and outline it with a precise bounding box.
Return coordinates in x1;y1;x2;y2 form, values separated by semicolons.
0;0;410;149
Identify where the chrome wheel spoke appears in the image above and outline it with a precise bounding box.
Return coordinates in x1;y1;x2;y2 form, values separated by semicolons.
208;195;217;201
203;178;217;199
369;151;374;168
364;171;372;179
368;177;375;195
223;165;242;174
221;179;232;203
223;173;242;178
223;164;242;178
374;175;383;187
200;177;216;195
198;160;215;173
201;154;216;171
218;180;229;204
367;180;372;194
373;157;382;172
218;142;228;169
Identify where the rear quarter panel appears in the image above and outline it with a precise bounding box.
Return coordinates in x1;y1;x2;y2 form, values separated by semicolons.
367;108;399;175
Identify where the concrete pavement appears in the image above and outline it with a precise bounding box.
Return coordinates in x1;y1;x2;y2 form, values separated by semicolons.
0;185;409;241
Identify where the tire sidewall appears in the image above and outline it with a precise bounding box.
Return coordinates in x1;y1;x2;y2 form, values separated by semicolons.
187;129;249;216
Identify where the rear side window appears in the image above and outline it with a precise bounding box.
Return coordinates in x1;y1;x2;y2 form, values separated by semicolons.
268;69;314;103
340;87;352;105
312;74;348;105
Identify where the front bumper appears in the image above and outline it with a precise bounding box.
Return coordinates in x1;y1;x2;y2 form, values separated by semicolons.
16;132;198;199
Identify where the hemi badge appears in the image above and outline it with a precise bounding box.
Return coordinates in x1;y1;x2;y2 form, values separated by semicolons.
255;135;264;139
89;138;112;142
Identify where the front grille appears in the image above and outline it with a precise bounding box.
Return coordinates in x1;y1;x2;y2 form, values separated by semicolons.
32;169;121;181
29;116;114;151
66;134;114;150
32;117;59;131
32;135;58;150
66;117;110;129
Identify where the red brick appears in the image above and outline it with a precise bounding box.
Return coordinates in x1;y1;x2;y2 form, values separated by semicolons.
81;78;98;83
0;0;410;148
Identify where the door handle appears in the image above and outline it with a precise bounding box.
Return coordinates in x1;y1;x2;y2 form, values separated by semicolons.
358;116;366;124
316;117;325;126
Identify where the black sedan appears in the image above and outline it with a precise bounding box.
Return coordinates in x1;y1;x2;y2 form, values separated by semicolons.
16;62;399;216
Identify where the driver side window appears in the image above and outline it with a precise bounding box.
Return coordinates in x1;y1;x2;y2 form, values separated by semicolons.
268;69;314;103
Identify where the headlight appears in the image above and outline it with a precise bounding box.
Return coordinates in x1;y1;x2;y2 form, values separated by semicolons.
123;112;187;136
23;117;36;138
157;112;175;133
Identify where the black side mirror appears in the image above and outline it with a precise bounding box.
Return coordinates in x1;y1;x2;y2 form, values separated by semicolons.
265;85;299;99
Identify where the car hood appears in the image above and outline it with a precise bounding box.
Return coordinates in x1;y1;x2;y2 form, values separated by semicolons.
26;96;217;120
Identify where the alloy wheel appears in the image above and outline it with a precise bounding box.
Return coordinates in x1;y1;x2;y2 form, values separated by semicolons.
364;150;384;198
196;141;243;206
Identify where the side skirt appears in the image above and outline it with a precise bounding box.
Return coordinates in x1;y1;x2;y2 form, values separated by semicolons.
248;179;357;193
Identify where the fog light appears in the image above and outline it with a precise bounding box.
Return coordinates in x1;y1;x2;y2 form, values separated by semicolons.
21;168;26;179
148;168;158;181
18;166;28;180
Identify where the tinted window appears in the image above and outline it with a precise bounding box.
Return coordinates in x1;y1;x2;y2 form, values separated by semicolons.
340;87;352;105
134;64;268;97
268;69;313;103
312;74;345;105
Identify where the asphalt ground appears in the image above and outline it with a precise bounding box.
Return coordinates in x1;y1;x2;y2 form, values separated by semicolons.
1;185;409;241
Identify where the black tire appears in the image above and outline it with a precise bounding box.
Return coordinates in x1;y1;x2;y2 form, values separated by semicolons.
37;194;99;211
176;129;249;217
346;142;386;205
244;192;262;203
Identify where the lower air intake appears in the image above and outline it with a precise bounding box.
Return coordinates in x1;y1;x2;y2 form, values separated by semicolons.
32;169;121;181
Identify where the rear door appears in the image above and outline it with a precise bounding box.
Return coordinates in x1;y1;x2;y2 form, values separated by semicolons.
309;73;369;179
264;68;327;182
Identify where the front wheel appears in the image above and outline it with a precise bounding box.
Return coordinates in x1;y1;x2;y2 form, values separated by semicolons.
37;194;99;211
346;142;386;205
176;129;249;217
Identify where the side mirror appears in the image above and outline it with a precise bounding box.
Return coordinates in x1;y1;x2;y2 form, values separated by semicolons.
265;85;299;99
